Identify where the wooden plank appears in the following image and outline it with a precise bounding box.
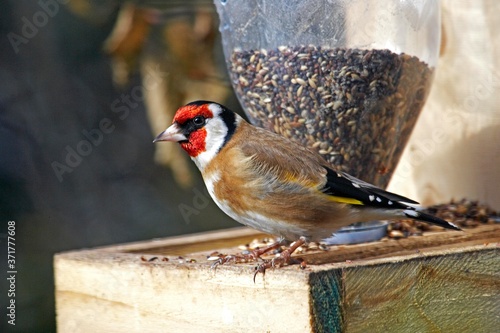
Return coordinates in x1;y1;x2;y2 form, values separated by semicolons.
55;250;312;333
308;245;500;333
54;224;500;333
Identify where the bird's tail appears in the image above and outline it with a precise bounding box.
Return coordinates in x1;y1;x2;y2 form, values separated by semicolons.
403;209;461;231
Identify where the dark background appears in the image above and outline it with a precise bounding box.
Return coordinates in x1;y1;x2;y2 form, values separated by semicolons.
0;1;239;331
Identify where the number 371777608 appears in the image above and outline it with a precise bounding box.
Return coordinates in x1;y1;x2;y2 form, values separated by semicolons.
7;221;16;270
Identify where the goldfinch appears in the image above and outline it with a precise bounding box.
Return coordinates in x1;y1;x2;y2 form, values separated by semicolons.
154;101;460;273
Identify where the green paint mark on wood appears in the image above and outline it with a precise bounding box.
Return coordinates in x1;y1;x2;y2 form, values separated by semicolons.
309;269;344;333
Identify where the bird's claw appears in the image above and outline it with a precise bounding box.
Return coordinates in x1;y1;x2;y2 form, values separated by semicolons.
209;253;261;271
211;237;306;282
208;239;284;271
252;256;289;282
252;236;307;282
210;256;229;270
253;262;268;282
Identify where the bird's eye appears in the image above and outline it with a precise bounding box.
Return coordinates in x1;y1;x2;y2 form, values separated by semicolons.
193;116;205;126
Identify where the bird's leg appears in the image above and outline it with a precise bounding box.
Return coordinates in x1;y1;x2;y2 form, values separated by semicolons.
254;236;306;281
210;238;285;269
249;238;284;259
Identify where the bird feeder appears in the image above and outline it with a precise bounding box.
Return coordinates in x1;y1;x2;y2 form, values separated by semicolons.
214;0;441;188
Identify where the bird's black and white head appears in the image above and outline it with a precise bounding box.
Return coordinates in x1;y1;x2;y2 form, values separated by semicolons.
153;101;240;170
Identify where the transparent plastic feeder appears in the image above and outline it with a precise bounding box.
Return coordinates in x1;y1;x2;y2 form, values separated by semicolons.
215;0;440;187
214;0;440;244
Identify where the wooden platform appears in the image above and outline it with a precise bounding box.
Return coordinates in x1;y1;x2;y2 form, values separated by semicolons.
54;224;500;333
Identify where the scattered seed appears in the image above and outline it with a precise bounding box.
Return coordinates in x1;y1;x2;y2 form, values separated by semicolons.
319;244;329;251
389;230;405;239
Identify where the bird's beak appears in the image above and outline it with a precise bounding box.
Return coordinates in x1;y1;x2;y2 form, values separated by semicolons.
153;124;187;143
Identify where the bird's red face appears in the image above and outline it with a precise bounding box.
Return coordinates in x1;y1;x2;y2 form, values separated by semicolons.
173;103;215;157
154;102;214;157
154;101;237;170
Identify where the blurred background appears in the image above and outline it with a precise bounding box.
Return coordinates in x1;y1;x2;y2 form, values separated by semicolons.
0;1;242;331
1;0;499;332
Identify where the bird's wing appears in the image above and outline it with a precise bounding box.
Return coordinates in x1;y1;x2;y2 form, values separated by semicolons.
321;167;418;209
238;125;329;192
238;123;418;209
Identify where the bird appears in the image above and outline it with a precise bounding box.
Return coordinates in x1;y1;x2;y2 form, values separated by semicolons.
154;100;461;275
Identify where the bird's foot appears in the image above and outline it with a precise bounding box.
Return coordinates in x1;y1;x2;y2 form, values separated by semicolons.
209;254;255;269
209;238;284;270
253;237;306;282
